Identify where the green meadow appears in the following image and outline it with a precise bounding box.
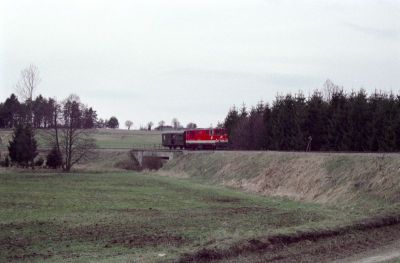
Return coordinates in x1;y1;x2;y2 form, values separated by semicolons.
0;171;351;263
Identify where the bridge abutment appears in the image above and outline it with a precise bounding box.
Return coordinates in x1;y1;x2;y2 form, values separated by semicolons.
130;149;183;168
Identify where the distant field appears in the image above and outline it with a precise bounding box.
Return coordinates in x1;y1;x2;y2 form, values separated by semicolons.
0;128;162;150
0;171;351;262
94;129;162;149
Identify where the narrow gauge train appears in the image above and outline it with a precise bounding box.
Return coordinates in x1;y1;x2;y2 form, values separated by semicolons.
162;128;229;150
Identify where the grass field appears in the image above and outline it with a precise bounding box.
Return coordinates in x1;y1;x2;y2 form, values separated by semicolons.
0;129;162;150
93;129;161;149
0;171;355;263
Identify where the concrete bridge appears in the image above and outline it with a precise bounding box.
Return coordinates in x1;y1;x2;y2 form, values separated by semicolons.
130;148;184;167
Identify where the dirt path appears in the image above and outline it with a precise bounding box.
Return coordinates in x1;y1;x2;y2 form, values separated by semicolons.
335;240;400;263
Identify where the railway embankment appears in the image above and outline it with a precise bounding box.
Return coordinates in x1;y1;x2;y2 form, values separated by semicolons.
161;151;400;262
161;151;400;205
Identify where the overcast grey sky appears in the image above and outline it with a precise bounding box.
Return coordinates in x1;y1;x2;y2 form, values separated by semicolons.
1;0;399;128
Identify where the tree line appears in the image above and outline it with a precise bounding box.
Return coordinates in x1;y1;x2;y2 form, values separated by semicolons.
0;64;120;171
224;80;400;152
2;94;103;171
0;93;120;129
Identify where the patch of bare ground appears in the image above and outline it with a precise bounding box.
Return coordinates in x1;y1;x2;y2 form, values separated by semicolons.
105;234;186;248
174;214;400;263
8;252;53;262
0;218;188;261
0;221;57;261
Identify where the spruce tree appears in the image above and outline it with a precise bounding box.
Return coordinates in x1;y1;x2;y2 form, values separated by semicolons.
347;90;370;151
306;91;329;151
224;106;240;138
327;90;349;151
8;124;38;167
262;104;272;150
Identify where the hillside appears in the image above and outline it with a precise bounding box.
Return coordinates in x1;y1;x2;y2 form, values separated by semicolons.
161;151;400;207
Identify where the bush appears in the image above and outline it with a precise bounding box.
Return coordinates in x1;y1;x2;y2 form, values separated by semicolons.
35;157;44;167
46;148;63;169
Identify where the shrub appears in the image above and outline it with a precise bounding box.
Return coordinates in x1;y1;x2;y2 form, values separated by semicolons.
35;157;44;167
46;147;63;169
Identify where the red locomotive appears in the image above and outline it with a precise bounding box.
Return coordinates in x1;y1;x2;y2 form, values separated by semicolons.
162;128;229;150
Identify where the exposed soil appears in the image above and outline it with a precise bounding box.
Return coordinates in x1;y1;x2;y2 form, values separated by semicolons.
106;233;186;248
175;214;400;263
0;219;188;261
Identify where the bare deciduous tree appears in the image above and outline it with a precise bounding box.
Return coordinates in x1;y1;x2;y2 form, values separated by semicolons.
16;64;41;102
125;120;133;130
322;79;342;102
60;128;96;172
46;95;97;172
16;64;41;124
